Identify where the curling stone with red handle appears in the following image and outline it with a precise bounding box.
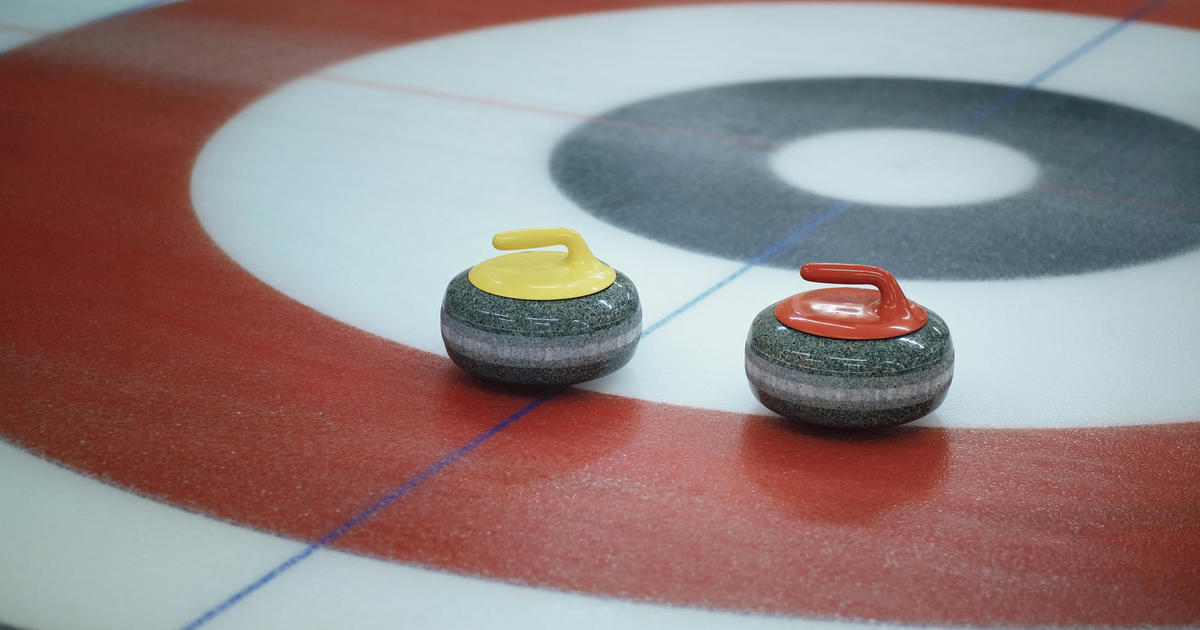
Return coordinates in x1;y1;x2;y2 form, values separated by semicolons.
745;263;953;428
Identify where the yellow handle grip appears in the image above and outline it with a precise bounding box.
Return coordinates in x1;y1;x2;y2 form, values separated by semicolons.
491;227;595;267
470;227;615;300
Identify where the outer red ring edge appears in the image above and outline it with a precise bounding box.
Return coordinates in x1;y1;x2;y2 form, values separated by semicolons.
0;0;1197;626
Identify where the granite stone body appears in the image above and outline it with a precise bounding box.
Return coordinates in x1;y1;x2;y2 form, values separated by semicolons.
745;304;953;428
441;269;641;385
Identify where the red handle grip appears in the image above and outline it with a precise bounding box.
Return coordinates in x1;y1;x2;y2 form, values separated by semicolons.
800;263;910;319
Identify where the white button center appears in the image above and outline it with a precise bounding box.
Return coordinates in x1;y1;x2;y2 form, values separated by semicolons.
769;128;1039;207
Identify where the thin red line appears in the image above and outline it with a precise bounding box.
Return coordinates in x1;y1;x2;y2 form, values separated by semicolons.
1038;183;1196;212
314;71;778;150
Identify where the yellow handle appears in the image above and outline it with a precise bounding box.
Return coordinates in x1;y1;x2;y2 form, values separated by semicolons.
491;227;595;267
469;227;616;300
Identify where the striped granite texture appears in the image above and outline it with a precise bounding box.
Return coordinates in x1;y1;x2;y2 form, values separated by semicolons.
745;304;953;428
441;269;641;385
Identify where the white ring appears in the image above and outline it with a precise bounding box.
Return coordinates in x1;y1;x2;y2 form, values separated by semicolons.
191;3;1200;428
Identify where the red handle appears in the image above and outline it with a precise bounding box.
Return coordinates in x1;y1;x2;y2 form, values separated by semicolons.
776;263;927;339
800;263;910;320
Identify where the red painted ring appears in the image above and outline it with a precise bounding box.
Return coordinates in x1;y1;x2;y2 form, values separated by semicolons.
1;1;1197;625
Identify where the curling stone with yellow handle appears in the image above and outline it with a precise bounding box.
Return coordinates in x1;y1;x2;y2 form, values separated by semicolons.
745;263;953;428
441;227;641;385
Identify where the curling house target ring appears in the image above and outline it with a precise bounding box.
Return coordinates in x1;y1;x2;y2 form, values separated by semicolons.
3;1;1199;629
549;77;1200;280
192;3;1200;428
